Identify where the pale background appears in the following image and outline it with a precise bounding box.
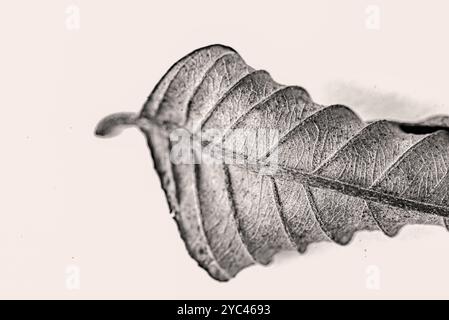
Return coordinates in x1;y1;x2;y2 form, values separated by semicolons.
1;0;449;299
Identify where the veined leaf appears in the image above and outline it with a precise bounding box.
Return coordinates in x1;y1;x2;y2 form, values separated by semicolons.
96;45;449;281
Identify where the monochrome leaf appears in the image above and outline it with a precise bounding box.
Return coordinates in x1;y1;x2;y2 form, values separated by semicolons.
96;45;449;281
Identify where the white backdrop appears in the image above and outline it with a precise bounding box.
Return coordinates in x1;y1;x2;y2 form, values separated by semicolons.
1;0;449;299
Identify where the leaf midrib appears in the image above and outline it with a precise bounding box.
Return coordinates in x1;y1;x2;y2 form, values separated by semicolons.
138;117;449;218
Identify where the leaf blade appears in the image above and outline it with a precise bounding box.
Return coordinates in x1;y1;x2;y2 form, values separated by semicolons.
99;44;449;281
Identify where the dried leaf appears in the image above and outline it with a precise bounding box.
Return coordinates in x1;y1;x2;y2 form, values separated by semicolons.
96;45;449;281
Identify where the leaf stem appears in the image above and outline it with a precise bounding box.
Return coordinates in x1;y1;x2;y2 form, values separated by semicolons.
95;112;144;138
